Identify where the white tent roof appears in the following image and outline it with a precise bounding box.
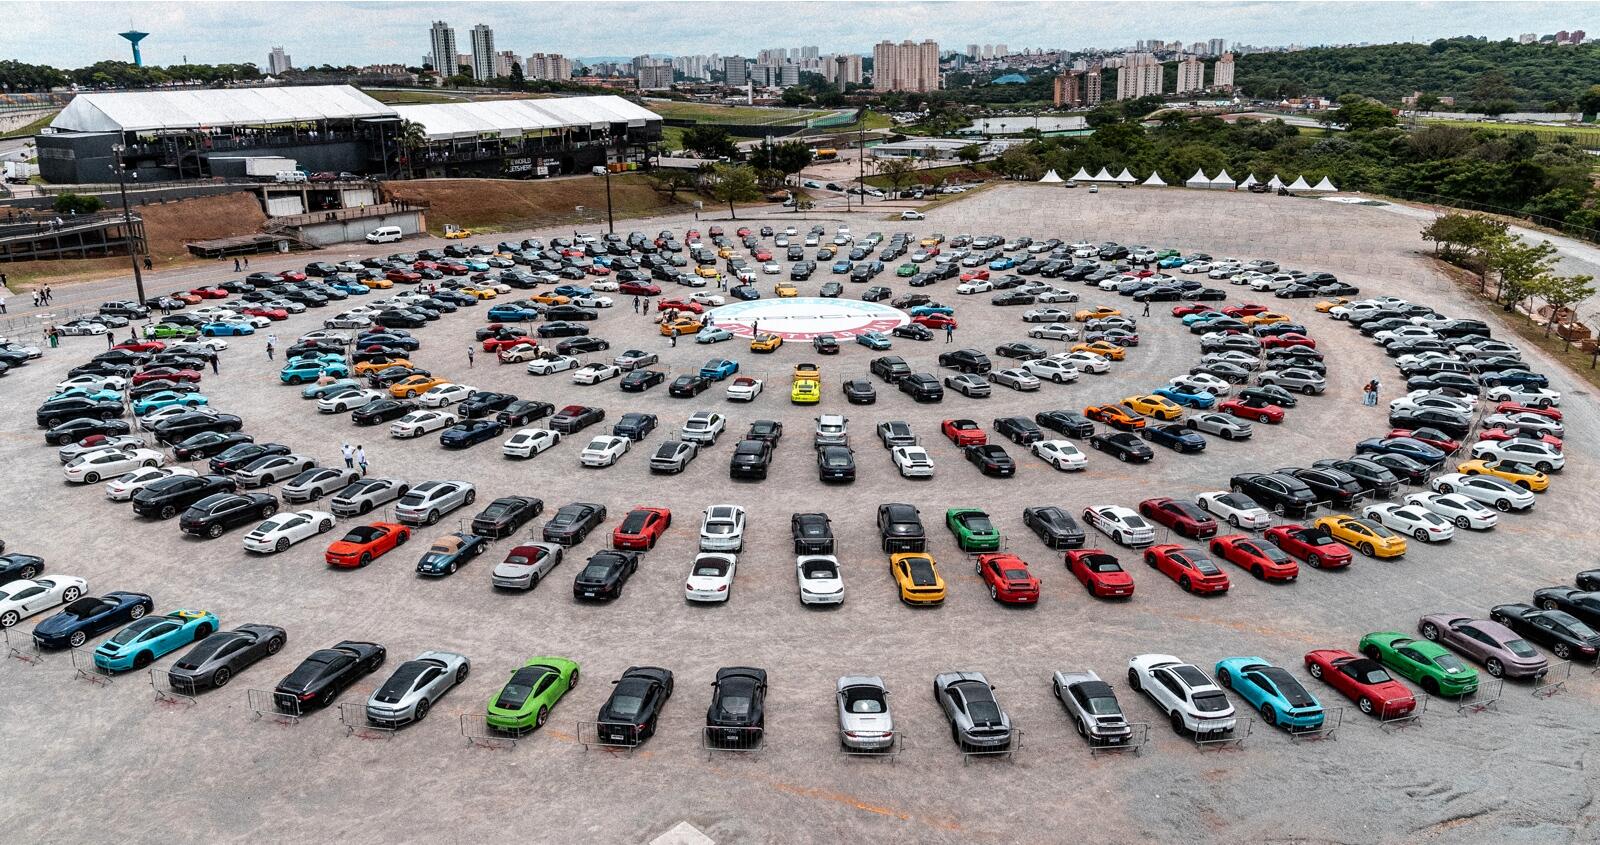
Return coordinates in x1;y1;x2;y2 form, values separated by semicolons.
1287;175;1312;190
1070;167;1092;181
1211;169;1235;186
1268;175;1285;188
1185;168;1212;187
395;95;659;141
1240;174;1259;186
1091;167;1113;181
1038;169;1064;183
1142;171;1168;186
1113;168;1136;182
52;85;394;133
1311;176;1338;191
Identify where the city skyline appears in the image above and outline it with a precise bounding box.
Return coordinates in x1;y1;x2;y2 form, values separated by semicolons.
2;1;1595;68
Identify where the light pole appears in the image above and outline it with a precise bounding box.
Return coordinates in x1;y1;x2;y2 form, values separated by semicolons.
591;165;614;234
110;144;146;305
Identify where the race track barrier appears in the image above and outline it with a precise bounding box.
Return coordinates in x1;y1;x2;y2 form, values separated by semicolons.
340;701;395;740
1088;722;1150;757
1379;694;1428;732
1192;717;1251;750
702;724;765;757
4;628;47;666
69;646;112;686
576;719;644;754
246;688;301;725
1533;661;1572;699
147;668;196;707
460;713;518;750
1287;706;1344;742
1453;678;1502;715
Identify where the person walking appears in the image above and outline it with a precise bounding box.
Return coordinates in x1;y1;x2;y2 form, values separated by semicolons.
632;295;640;313
106;332;114;349
210;355;220;375
669;327;678;348
243;256;249;269
234;258;241;272
945;324;955;344
356;446;368;476
265;334;277;360
0;293;6;314
467;346;476;368
342;444;355;469
143;255;153;271
1142;300;1151;317
1362;379;1377;406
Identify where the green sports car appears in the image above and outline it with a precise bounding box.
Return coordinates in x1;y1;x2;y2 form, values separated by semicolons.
945;507;1001;552
143;323;199;339
485;656;579;732
896;263;917;277
1359;632;1478;697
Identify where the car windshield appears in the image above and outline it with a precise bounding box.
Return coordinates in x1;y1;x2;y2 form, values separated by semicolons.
959;514;994;533
1001;568;1031;581
109;618;159;645
580;563;613;579
1219;494;1258;510
904;557;937;585
802;561;837;579
966;701;1002;724
607;692;645;719
342;527;383;543
1433;653;1470;674
1192;691;1231;712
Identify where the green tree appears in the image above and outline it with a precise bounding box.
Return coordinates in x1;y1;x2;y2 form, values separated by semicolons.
1331;97;1396;131
956;144;983;165
1472;71;1516;110
650;169;697;202
397;120;428;179
681;126;739;160
1485;235;1559;310
1533;273;1595;338
779;88;811;107
1579;84;1600;119
53;193;105;214
1084;105;1122;128
876;157;919;197
1524;188;1584;224
1413;92;1441;111
707;163;760;219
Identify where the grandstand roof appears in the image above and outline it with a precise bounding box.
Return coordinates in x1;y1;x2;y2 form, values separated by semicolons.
52;85;393;133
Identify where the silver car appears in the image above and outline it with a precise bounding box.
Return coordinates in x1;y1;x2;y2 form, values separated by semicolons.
365;650;470;727
329;477;409;517
280;466;362;503
836;676;895;750
1256;368;1326;395
648;440;699;474
943;373;991;398
491;542;563;590
235;454;316;487
393;480;476;525
933;671;1013;750
1051;669;1134;746
1186;412;1254;440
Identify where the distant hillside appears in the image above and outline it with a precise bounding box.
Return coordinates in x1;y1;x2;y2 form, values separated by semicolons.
1235;38;1600;108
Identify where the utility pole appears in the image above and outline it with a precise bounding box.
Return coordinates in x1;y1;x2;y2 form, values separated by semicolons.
110;144;146;304
591;166;615;234
859;122;867;202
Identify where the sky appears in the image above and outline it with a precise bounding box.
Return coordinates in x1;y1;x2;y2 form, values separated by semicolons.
2;1;1596;68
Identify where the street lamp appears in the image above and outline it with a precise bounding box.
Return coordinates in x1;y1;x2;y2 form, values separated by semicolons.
110;144;146;305
591;165;614;234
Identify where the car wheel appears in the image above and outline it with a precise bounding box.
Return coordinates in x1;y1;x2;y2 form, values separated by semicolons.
1307;662;1323;680
1260;703;1278;726
1421;622;1440;640
1169;711;1186;736
0;611;17;628
84;472;101;484
359;552;372;566
212;667;232;688
208;524;224;539
1495;498;1512;512
129;603;147;620
133;651;153;669
426;509;440;525
1227;514;1240;528
535;706;549;728
275;538;290;553
1127;668;1141;691
1485;658;1504;678
1360;543;1374;557
1554;642;1572;660
1357;696;1374;715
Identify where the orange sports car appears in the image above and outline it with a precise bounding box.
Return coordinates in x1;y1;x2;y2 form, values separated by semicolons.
353;357;411;376
1072;341;1126;361
1083;403;1146;431
325;522;411;568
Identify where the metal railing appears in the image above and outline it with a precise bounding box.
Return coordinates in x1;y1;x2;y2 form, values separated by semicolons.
1533;661;1573;698
69;646;113;686
1087;722;1151;757
147;668;197;707
340;701;395;740
575;720;645;754
1452;678;1503;715
460;713;519;750
1380;693;1428;731
1287;707;1345;742
3;628;47;666
246;688;302;725
1191;717;1251;750
702;724;765;756
960;728;1021;764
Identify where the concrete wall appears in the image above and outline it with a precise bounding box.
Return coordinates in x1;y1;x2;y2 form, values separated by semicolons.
290;208;425;247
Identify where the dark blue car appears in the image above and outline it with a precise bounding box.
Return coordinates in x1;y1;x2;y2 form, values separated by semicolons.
1355;436;1444;467
487;304;542;322
0;553;45;586
440;419;504;449
1140;423;1208;454
1483;369;1548;389
32;591;155;650
415;532;491;577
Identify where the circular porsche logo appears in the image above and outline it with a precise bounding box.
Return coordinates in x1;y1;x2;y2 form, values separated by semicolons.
705;298;909;340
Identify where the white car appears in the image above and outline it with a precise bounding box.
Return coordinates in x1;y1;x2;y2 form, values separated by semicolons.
699;504;746;552
1028;324;1080;342
59;434;146;463
323;313;372;329
1055;351;1110;374
1484;385;1557;407
0;577;89;629
956;280;994;295
167;338;230;355
496;343;544;364
527;355;579;375
1374;326;1438;344
1362;503;1455;543
762;262;782;275
1127;654;1237;737
1082;505;1155;547
235;453;316;487
418;383;477;407
63;448;166;484
890;445;934;478
572;294;614;308
105;466;196;501
725;377;763;401
1430;473;1535;512
242;509;336;554
899;210;925;220
1033;440;1088;471
1482;412;1562;438
1036;288;1079;304
56;374;127;393
503;427;561;459
1171;373;1231;395
1196;490;1272;528
613;350;658;370
1470;439;1563;472
1390;393;1473;416
572;363;621;385
1180;262;1211;274
579;435;630;467
1402;492;1498;530
491;541;563;590
390;409;459;439
589;280;621;292
1023;307;1074;323
297;330;350;345
990;368;1040;391
681;411;726;444
1021;358;1079;384
318;388;386;414
796;555;845;604
684;552;737;603
691;292;727;307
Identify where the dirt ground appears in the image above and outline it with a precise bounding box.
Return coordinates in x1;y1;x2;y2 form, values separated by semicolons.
2;185;1598;845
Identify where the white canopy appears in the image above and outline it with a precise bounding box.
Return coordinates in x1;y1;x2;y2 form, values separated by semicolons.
395;95;659;141
1268;175;1285;189
1070;167;1092;181
1185;168;1212;188
1141;171;1168;186
52;85;393;133
1240;174;1259;187
1287;175;1312;191
1311;176;1338;191
1211;169;1235;187
1113;167;1136;182
1038;169;1063;183
1091;167;1113;181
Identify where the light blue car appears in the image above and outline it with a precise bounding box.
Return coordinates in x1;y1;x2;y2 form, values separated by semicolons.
133;390;209;415
988;257;1016;271
696;327;733;344
464;260;491;272
1182;311;1227;327
329;279;370;296
301;378;361;399
1152;386;1216;409
201;321;255;337
50;387;123;403
699;358;739;381
280;360;351;385
909;305;954;318
855;331;892;350
94;610;219;673
1158;256;1187;269
1214;657;1325;731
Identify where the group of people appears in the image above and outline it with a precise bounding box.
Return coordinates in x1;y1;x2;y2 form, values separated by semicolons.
340;444;369;476
231;256;252;272
29;285;54;307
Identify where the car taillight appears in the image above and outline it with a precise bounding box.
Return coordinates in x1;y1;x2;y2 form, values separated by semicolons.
717;585;727;591
298;692;316;701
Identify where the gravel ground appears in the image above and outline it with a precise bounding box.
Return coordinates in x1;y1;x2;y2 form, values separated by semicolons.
2;185;1598;845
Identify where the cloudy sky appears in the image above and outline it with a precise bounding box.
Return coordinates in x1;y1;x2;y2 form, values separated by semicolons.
3;1;1595;67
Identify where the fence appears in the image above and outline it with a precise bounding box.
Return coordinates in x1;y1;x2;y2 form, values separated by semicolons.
1088;723;1151;757
702;725;765;756
460;714;518;750
246;688;302;725
70;646;113;686
1534;661;1572;698
1191;717;1251;750
147;668;197;707
1380;694;1429;731
575;720;645;754
1453;677;1503;715
4;628;47;666
961;728;1021;764
340;701;395;740
837;731;905;763
1287;707;1345;742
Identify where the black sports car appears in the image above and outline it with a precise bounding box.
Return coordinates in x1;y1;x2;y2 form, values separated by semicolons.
842;379;877;404
1090;432;1155;463
621;369;667;392
0;553;45;586
557;336;610;355
993;416;1043;445
669;374;710;397
1489;603;1600;662
175;432;252;462
549;405;604;434
612;412;658;441
816;446;856;482
31;591;155;650
595;666;674;746
498;400;555;428
179;492;279;538
133;474;239;520
572;550;640;600
964;444;1015;477
1532;588;1600;628
44;417;131;446
729;439;773;479
210;443;290;474
273;640;387;714
1139;424;1206;453
471;496;544;539
706;666;767;748
543;502;607;546
439;419;504;449
352;398;416;425
167;624;288;693
1036;410;1095;438
1022;505;1086;549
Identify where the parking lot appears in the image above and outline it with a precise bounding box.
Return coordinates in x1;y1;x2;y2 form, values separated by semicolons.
3;184;1598;845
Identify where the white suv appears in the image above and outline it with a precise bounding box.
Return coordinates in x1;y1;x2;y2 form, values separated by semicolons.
1127;654;1237;737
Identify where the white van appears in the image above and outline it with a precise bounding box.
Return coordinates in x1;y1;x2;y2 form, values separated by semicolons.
366;226;404;244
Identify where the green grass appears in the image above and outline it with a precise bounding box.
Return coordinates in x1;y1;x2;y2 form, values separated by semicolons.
645;100;828;126
1420;118;1600;146
359;88;469;105
1;110;58;139
659;126;687;151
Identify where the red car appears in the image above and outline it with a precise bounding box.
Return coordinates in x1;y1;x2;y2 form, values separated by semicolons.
975;553;1040;604
618;281;661;296
735;227;750;238
189;286;228;299
278;271;307;283
1209;535;1299;581
114;339;165;353
1385;428;1460;454
482;335;534;353
412;261;439;271
324;521;411;567
131;367;201;386
960;269;990;282
1137;497;1218;539
439;263;468;276
1218;398;1284;424
1222;303;1268;317
386;270;422;284
1303;648;1417;719
1477;427;1563;450
913;314;957;330
1493;401;1560;422
613;506;671;550
589;264;611;276
753;249;772;261
1171;304;1213;317
657;298;704;314
1065;549;1135;598
243;306;289;321
1143;544;1230;594
684;229;700;241
941;418;986;446
1259;332;1315;350
1263;524;1353;569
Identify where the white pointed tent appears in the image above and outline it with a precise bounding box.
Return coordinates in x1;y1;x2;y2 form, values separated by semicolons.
1240;174;1259;187
1091;167;1113;181
1141;171;1168;187
1038;169;1064;183
1185;169;1212;188
1267;175;1285;189
1113;167;1136;183
1311;176;1338;192
1287;175;1312;191
1211;169;1235;189
1070;167;1092;182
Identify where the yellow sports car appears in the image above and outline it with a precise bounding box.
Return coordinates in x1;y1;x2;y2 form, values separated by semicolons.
1458;459;1548;492
695;265;721;279
532;292;570;305
460;286;499;300
390;374;449;399
791;379;821;404
353;357;411;376
750;333;783;353
1314;297;1350;313
1121;394;1183;421
443;225;472;239
659;317;702;337
1312;515;1407;559
793;362;821;381
774;281;798;297
890;553;946;605
358;277;393;290
717;246;734;259
1072;341;1125;361
1242;311;1289;326
1075;306;1122;322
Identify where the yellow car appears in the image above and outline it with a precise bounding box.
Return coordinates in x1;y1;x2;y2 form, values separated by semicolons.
460;286;499;300
695;265;721;280
791;379;821;404
774;282;798;298
532;292;570;305
1072;341;1125;361
919;234;944;247
659;317;702;337
1314;297;1350;313
442;225;472;239
793;362;821;381
358;276;393;290
750;333;783;353
1242;311;1289;326
1312;515;1407;559
890;552;946;605
1075;306;1122;322
390;374;449;399
717;246;734;259
1121;394;1183;421
1458;459;1548;492
353;357;411;376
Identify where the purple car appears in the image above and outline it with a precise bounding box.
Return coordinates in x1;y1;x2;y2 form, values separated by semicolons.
1418;614;1548;680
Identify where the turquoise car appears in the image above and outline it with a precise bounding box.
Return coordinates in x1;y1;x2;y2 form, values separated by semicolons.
280;360;351;385
1214;656;1325;730
909;305;954;318
464;260;490;272
855;332;892;350
988;257;1016;271
329;279;369;296
133;390;209;415
202;321;255;337
302;378;362;399
51;387;123;403
94;609;219;672
1182;311;1227;328
1153;386;1216;409
1158;256;1187;269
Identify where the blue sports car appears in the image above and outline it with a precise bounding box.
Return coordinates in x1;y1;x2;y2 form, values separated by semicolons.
699;358;739;381
32;591;156;650
50;387;123;404
1158;256;1187;269
909;305;954;318
133;390;209;415
855;332;892;350
1153;386;1217;409
464;260;491;272
1214;656;1325;730
1182;312;1226;327
329;279;370;296
488;304;542;322
988;257;1016;271
280;360;351;385
94;609;219;672
201;322;255;337
553;284;593;298
1140;423;1208;453
1355;437;1445;467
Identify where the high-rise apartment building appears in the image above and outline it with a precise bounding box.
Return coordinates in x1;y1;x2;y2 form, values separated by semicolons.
778;62;800;87
525;53;572;82
821;53;863;88
872;39;940;92
966;43;980;58
428;21;457;74
994;44;1008;57
723;56;748;87
267;47;292;75
1052;68;1103;108
1176;55;1205;94
801;45;819;60
469;24;495;81
1115;52;1163;100
637;64;674;90
1207;38;1226;56
1084;67;1103;105
1211;53;1235;90
495;50;521;79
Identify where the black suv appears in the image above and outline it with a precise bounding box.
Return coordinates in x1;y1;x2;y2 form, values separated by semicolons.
1312;457;1400;498
877;503;926;552
1278;465;1366;508
898;373;944;402
870;356;911;384
938;348;992;374
729;439;773;480
133;474;238;520
179;492;279;538
1230;472;1317;517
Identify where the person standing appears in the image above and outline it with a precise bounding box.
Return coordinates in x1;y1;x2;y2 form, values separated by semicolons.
0;293;6;314
234;258;241;272
356;446;368;476
945;323;955;344
243;256;249;269
106;332;114;349
1142;300;1151;317
210;355;220;375
265;334;277;359
467;346;476;368
342;444;355;469
632;295;640;313
669;327;678;348
1362;379;1377;406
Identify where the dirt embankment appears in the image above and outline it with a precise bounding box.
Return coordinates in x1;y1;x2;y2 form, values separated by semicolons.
383;174;700;234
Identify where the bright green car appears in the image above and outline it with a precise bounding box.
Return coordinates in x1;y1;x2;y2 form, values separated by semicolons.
945;507;1001;552
896;263;917;277
143;323;199;339
1358;632;1478;697
485;656;579;732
